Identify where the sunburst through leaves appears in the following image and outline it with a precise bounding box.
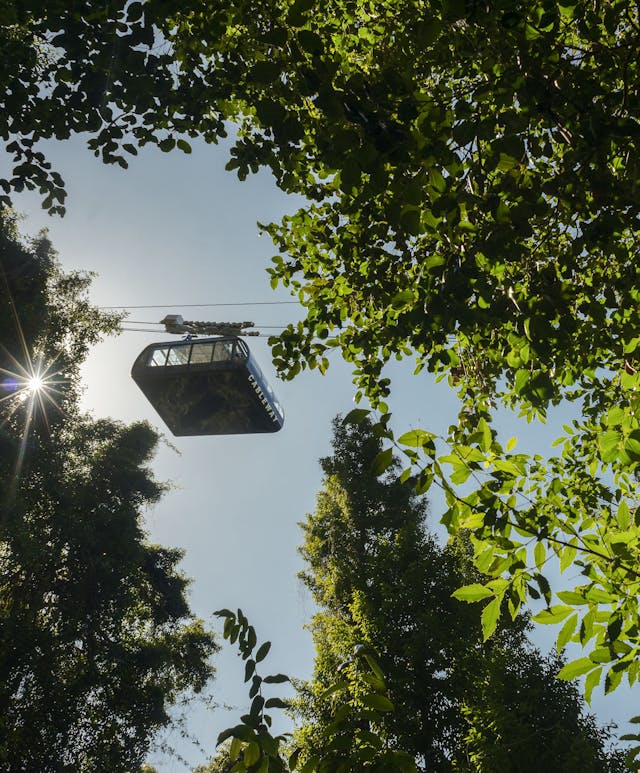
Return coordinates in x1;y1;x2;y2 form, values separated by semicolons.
1;351;66;427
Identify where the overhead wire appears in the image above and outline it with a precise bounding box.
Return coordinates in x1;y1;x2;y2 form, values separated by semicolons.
100;301;299;310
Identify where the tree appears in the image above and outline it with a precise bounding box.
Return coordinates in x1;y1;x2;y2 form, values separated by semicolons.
292;417;626;772
0;215;218;770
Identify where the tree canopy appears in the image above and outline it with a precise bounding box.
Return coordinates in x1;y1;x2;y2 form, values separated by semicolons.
0;216;217;770
0;0;230;214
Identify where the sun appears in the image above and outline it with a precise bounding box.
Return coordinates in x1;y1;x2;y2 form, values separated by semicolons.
27;374;45;393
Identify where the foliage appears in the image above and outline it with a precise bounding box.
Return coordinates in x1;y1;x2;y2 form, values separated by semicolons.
0;0;232;214
293;417;627;772
0;218;218;771
459;646;624;773
214;608;414;773
213;607;290;773
193;743;236;773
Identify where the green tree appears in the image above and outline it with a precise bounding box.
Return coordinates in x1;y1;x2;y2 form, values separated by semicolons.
193;743;235;773
293;417;626;772
0;216;218;771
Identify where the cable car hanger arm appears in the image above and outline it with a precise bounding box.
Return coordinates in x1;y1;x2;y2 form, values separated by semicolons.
160;315;260;336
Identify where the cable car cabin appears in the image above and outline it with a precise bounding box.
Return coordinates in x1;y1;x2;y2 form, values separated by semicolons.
131;337;284;436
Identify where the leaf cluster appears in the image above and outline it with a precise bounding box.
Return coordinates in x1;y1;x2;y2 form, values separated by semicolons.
214;609;416;773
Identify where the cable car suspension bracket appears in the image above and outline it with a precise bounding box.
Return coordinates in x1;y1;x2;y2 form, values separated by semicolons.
160;315;260;337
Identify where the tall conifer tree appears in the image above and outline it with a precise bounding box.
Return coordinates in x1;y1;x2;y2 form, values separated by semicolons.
294;417;626;772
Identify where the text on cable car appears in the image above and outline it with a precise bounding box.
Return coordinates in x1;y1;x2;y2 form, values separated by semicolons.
248;374;279;423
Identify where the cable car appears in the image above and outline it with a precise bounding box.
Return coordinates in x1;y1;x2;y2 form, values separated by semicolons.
131;336;284;436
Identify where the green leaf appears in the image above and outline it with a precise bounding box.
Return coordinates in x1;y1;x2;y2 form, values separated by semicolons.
361;693;394;712
617;501;631;529
255;642;271;663
158;137;175;152
263;673;290;684
557;613;578;651
452;584;493;603
177;138;192;154
481;596;502;641
244;741;260;766
229;736;243;761
585;587;616;604
297;29;323;54
391;289;416;308
397;428;433;449
255;757;269;773
598;430;621;463
477;417;492;452
556;591;587;605
363;653;385;682
264;697;289;709
625;435;640;461
218;724;254;745
450;463;472;485
590;646;613;664
605;665;624;694
584;666;602;703
557;658;595;680
400;207;422;236
559;542;578;573
371;447;393;476
532;605;573;625
342;409;370;425
558;3;576;20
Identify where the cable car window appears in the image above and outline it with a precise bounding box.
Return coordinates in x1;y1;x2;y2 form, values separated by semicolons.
212;341;233;361
190;342;214;364
167;346;190;366
148;347;170;366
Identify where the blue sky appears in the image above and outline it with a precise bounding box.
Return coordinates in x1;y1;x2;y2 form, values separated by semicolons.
11;134;636;769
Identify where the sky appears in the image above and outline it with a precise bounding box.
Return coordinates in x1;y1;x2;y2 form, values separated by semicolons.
10;133;637;769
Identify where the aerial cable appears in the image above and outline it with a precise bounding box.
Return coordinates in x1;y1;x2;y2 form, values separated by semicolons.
100;301;299;310
121;327;167;333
